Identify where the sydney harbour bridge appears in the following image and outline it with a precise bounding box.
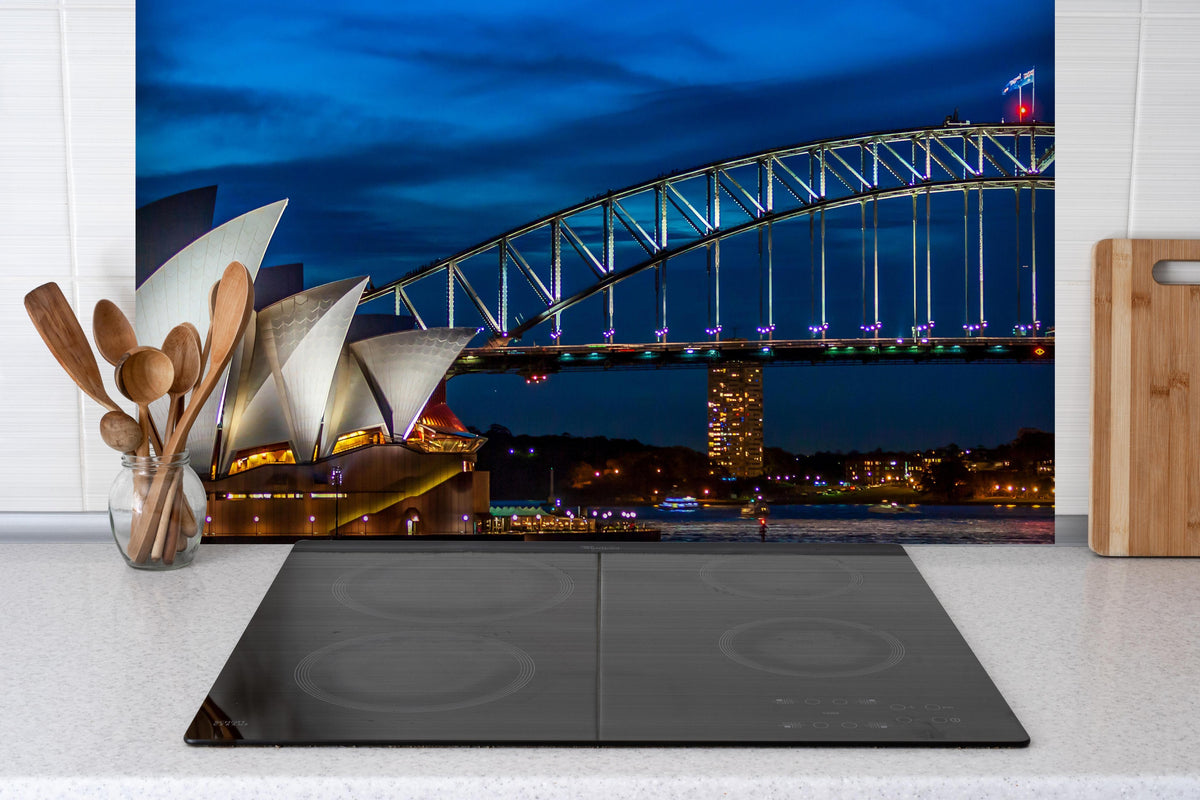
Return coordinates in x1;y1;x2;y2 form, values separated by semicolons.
359;122;1054;375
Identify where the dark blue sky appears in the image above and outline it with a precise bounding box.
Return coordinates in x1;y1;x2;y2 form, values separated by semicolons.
137;0;1054;453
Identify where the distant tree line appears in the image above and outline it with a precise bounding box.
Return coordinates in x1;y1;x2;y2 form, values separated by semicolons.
471;423;1053;504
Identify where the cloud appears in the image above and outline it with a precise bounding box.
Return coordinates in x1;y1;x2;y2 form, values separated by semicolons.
138;30;1053;314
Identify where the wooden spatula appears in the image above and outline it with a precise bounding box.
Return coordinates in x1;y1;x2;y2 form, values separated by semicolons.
24;283;122;413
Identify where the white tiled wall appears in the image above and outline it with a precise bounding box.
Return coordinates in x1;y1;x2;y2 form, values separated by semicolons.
1;1;1197;513
0;1;134;511
1055;0;1200;513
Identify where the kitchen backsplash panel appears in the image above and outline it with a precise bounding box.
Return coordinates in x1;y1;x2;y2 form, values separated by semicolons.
3;0;1200;514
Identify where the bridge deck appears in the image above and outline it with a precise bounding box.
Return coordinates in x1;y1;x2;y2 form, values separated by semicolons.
451;337;1053;375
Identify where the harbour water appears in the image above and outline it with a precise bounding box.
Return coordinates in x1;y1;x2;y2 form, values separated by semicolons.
622;504;1054;544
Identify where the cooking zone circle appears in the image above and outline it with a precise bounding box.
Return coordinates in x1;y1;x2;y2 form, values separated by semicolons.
294;631;537;713
719;617;906;679
700;555;864;601
331;553;575;623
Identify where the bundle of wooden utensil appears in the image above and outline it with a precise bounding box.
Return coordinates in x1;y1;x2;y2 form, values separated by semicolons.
24;261;255;565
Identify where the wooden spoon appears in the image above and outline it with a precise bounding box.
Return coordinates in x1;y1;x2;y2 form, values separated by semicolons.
117;348;174;457
197;280;220;388
129;262;254;563
99;410;144;454
161;325;201;436
113;346;162;456
23;283;121;413
164;262;253;458
92;299;137;367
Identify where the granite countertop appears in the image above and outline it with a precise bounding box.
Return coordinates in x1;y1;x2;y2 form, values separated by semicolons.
2;539;1198;799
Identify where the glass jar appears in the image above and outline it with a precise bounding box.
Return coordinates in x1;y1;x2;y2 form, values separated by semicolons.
108;451;206;570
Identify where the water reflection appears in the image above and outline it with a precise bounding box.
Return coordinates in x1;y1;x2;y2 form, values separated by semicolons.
623;504;1055;544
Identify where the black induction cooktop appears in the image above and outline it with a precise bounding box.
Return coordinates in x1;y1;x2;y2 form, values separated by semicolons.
186;541;1028;746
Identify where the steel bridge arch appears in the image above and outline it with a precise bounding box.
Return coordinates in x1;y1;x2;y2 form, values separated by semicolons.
361;123;1054;343
505;175;1051;340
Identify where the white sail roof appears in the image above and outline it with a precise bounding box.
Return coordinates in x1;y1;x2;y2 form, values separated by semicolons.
318;347;388;459
135;199;287;471
350;327;477;441
221;277;367;465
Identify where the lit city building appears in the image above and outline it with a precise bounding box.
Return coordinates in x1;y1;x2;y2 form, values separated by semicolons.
707;363;764;478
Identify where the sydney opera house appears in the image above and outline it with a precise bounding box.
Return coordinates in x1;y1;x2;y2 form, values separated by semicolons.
136;187;489;538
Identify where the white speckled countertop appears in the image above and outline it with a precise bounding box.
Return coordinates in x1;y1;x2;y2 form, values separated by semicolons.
1;539;1198;799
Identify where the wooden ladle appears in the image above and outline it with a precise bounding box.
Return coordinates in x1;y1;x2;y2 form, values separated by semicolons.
23;283;122;413
92;299;138;367
161;325;201;436
116;348;174;457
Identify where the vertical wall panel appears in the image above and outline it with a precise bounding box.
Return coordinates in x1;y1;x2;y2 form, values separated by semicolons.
1128;15;1200;237
1053;8;1142;514
0;8;81;509
0;277;85;507
65;8;135;281
0;10;72;285
64;7;136;509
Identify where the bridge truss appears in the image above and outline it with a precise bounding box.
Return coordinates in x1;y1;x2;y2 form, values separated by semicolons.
361;123;1054;348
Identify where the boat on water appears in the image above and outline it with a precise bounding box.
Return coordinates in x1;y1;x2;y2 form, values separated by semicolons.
740;502;770;518
657;496;700;511
868;502;918;515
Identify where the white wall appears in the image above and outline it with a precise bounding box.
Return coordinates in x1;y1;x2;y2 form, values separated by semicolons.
0;0;134;511
1;0;1196;514
1055;0;1200;514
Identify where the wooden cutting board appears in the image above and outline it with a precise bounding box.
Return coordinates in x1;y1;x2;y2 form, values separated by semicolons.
1092;239;1200;556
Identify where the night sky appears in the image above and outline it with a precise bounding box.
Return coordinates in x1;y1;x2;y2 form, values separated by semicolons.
136;0;1055;454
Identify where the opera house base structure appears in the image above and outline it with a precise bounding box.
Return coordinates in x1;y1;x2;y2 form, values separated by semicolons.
137;187;491;539
203;443;489;541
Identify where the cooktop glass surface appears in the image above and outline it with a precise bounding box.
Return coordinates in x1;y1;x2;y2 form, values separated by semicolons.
186;541;1028;746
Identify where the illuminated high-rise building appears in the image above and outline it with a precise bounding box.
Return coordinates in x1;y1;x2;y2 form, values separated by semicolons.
707;363;764;478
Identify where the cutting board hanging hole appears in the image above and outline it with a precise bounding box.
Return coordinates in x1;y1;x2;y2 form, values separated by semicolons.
1151;260;1200;284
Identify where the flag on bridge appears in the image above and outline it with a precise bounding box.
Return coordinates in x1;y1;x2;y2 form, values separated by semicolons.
1002;68;1035;95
